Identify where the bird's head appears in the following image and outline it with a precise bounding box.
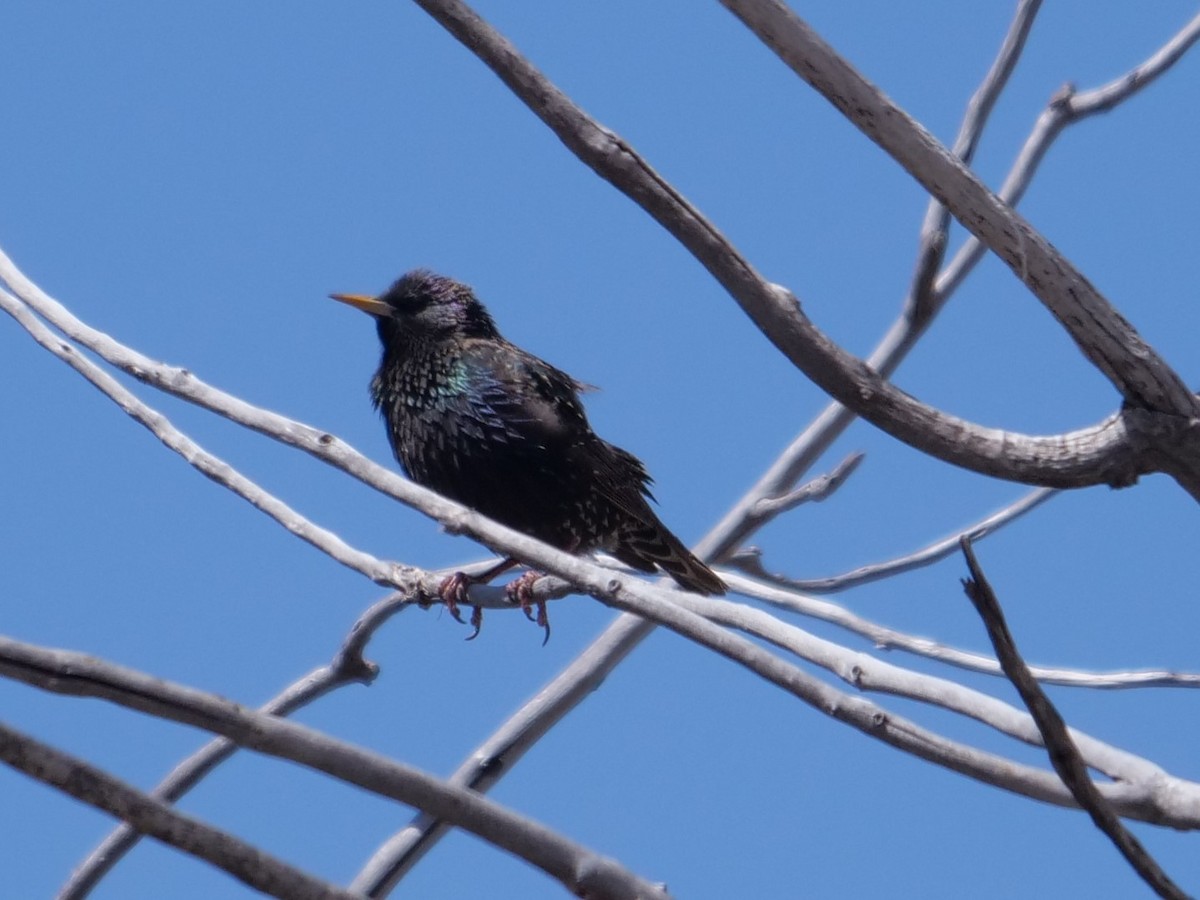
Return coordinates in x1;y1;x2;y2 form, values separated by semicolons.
330;269;499;344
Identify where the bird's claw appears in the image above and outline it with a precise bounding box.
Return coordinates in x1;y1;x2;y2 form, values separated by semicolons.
436;566;546;642
437;572;471;625
505;571;551;645
465;604;484;641
440;571;484;640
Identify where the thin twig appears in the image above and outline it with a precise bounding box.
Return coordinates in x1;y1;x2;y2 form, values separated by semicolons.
1063;12;1200;117
907;0;1042;323
749;451;863;520
936;10;1200;303
961;539;1190;900
733;487;1057;592
0;722;365;900
0;290;400;584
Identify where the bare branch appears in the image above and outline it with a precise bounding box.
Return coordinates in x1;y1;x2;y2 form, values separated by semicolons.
64;557;513;899
0;722;364;900
937;10;1200;302
8;597;1200;833
58;588;419;899
62;556;520;900
907;0;1042;322
722;0;1198;418
1066;11;1200;116
0;637;670;900
705;8;1200;560
961;540;1190;900
407;0;1150;492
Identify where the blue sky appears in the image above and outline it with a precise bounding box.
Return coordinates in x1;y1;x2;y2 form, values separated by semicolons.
3;2;1200;897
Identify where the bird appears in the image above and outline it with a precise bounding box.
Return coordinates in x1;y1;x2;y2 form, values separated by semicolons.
330;269;724;640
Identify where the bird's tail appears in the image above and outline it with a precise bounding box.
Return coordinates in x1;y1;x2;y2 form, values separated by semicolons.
616;521;726;595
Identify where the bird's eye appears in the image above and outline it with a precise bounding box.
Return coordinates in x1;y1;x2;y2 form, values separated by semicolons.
401;294;432;314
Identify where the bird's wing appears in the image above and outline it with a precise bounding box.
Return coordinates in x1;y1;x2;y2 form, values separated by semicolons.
459;339;723;594
458;339;591;445
460;339;657;508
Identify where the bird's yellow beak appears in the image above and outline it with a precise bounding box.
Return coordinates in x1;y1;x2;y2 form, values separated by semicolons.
329;292;392;317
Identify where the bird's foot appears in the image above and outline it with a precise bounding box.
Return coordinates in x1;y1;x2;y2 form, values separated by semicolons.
466;604;484;641
439;573;470;628
434;559;520;641
505;570;550;645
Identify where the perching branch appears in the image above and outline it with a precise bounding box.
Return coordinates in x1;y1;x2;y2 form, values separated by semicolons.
0;269;610;622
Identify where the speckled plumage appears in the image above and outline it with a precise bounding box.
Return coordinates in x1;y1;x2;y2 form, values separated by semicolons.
338;269;724;600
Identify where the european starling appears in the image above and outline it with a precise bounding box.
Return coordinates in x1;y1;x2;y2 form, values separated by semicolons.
330;269;724;638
